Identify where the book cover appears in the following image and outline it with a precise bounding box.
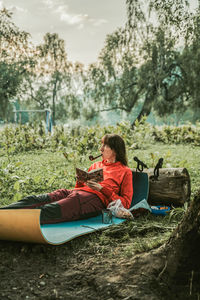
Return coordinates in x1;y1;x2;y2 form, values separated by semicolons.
76;168;103;182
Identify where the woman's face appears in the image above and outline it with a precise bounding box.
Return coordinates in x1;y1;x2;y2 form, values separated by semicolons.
100;139;116;163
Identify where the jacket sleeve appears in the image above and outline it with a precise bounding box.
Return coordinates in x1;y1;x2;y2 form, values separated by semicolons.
100;170;133;209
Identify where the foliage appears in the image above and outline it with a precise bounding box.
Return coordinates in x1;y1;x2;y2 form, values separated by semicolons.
80;0;199;125
0;9;30;60
1;3;200;126
21;33;72;124
1;3;200;127
153;122;200;145
0;10;78;125
0;118;153;156
179;7;200;122
0;119;200;159
0;9;32;120
0;62;22;120
0;160;24;204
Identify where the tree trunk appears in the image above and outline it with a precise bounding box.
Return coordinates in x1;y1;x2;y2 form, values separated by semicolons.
159;189;200;298
52;77;58;125
131;88;156;128
192;106;200;123
126;189;200;299
146;168;191;207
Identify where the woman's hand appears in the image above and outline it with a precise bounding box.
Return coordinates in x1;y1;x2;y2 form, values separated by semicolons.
76;175;84;183
86;180;103;191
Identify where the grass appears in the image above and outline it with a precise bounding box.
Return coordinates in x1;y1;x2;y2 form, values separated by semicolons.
0;142;199;255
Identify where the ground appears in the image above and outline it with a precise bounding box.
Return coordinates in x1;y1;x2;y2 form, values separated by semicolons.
0;237;163;300
0;218;199;300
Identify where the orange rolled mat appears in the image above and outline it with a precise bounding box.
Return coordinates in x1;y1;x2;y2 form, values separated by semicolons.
0;209;46;244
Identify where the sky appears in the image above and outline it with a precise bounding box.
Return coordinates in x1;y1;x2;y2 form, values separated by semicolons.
0;0;127;66
0;0;198;66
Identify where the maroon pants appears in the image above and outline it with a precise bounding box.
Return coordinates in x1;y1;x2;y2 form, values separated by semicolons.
45;189;105;224
1;189;105;224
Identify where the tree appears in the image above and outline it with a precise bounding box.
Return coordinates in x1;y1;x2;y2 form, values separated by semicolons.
21;35;85;124
83;30;141;123
64;62;85;120
36;33;70;124
0;9;31;121
82;0;194;126
179;6;200;122
136;28;188;123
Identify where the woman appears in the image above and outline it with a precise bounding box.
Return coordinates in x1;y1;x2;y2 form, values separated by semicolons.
1;134;133;224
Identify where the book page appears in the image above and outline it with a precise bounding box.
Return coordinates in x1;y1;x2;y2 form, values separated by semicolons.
76;168;103;182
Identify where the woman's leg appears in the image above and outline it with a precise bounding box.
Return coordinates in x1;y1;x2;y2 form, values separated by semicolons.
48;189;73;202
0;194;51;209
1;189;105;224
40;190;105;224
1;189;73;210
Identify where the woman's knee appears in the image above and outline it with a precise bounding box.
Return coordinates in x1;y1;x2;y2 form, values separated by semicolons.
24;194;50;203
48;189;73;202
40;202;62;224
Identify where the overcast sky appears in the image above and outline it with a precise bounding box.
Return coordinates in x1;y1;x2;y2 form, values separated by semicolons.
1;0;198;66
0;0;127;66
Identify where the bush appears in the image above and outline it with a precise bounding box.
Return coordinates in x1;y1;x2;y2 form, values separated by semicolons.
153;122;200;145
0;120;199;157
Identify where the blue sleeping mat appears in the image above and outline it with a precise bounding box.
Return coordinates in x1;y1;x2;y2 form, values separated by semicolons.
41;215;125;245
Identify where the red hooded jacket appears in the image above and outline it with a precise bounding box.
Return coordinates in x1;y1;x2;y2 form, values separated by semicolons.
75;160;133;209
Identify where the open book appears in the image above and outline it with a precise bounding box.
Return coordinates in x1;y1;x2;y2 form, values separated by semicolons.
76;167;103;183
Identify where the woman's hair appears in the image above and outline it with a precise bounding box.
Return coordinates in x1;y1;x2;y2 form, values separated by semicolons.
102;134;128;166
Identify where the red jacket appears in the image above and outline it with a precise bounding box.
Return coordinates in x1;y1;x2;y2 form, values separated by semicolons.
75;160;133;209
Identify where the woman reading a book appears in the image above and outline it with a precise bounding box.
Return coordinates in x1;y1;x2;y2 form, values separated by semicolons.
1;134;133;224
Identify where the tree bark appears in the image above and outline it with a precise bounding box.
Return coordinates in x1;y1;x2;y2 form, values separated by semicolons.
158;189;200;298
146;168;191;207
126;189;200;299
131;87;156;128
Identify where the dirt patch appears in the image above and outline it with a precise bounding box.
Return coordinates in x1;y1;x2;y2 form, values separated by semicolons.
0;226;199;300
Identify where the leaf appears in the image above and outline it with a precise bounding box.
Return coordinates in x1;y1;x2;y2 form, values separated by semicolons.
165;150;172;158
15;161;23;167
13;181;20;191
13;192;22;202
33;176;42;184
150;153;155;160
47;176;56;186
